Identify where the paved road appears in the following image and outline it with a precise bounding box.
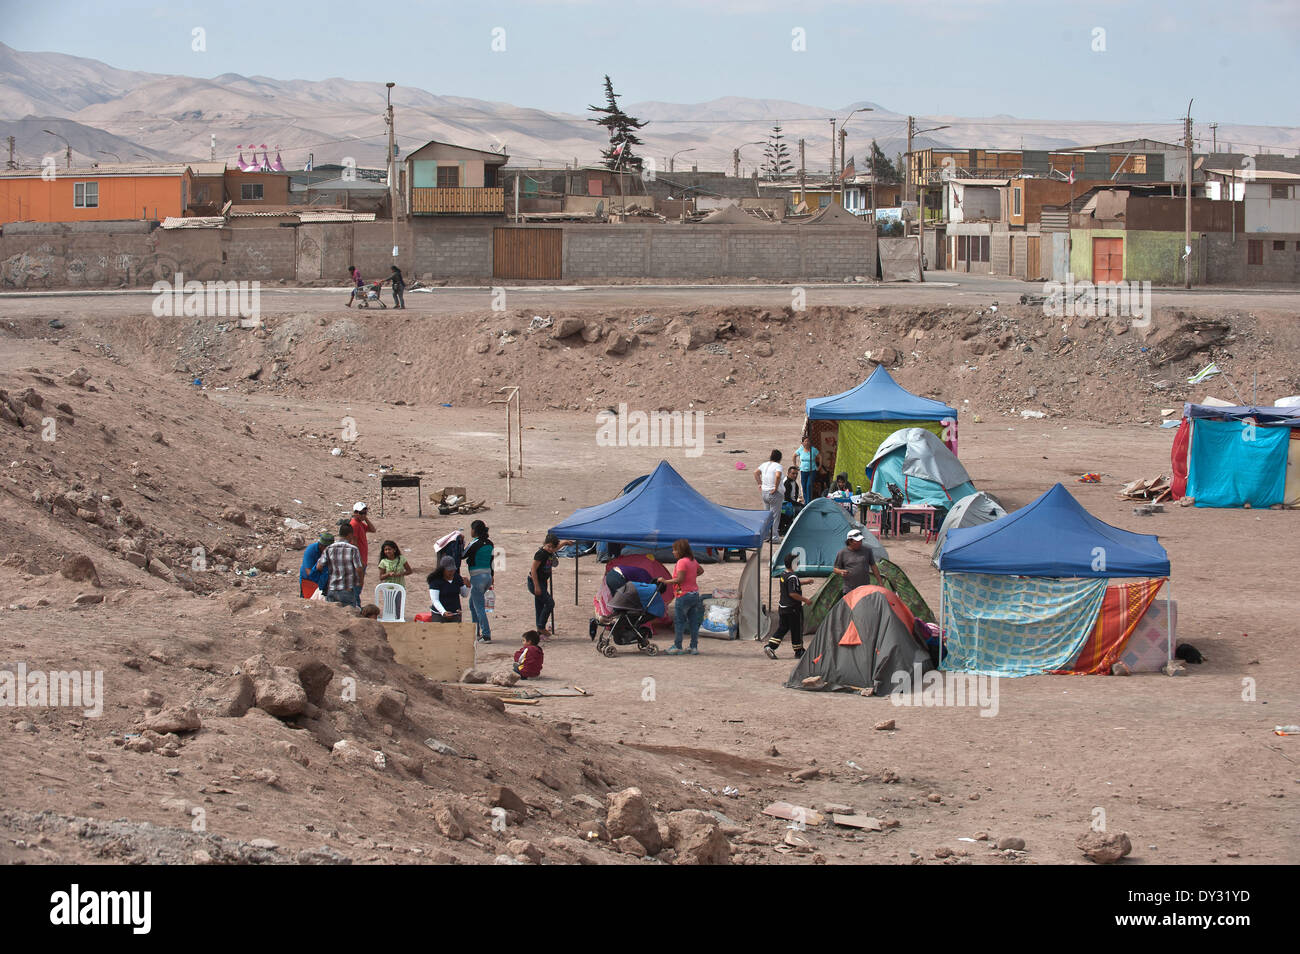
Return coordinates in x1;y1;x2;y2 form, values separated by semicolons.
4;272;1298;317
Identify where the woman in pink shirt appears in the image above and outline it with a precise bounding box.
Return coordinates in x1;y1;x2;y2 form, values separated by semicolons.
659;538;704;655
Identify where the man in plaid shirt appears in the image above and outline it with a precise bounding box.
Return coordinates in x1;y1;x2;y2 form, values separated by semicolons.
315;522;364;607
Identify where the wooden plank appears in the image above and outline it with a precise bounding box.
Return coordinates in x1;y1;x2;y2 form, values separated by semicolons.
382;621;476;682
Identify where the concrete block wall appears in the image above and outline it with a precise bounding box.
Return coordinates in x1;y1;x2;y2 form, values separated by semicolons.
1206;232;1300;284
564;227;645;278
415;224;493;278
0;228;156;288
224;228;297;281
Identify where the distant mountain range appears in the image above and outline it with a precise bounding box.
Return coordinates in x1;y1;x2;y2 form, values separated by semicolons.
2;42;1297;176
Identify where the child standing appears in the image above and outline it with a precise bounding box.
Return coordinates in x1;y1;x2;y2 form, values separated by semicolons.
513;630;544;679
765;552;808;659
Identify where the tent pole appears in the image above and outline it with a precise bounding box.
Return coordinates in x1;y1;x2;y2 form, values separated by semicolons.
574;548;580;606
767;535;773;621
938;571;944;671
1166;577;1172;664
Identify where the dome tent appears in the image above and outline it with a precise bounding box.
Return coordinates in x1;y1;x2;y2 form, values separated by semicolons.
868;427;976;509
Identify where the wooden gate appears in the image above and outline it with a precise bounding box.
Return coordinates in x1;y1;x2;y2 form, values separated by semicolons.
1093;236;1124;283
493;227;562;280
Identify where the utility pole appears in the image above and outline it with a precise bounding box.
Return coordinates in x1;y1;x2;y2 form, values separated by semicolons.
839;126;848;204
386;82;398;258
829;119;836;188
906;116;915;207
1185;101;1194;289
210;134;215;161
5;136;14;170
733;148;740;179
1209;122;1218;153
799;138;806;206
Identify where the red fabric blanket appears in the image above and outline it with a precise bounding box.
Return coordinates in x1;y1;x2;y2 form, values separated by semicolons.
1058;579;1166;674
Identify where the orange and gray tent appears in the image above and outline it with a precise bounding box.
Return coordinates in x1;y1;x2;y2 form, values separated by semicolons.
785;586;934;696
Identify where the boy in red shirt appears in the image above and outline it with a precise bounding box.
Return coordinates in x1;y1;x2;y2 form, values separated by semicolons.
513;630;544;679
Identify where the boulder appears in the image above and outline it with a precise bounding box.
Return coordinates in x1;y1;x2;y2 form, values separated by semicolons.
142;706;202;734
253;552;281;574
580;322;604;344
507;839;544;864
194;674;255;717
274;654;333;705
371;686;408;721
551;316;586;339
461;668;489;684
489;785;529;815
146;559;177;584
60;554;101;587
241;654;308;717
604;333;633;356
428;799;467;841
666;809;731;865
1076;831;1132;864
331;739;384;771
490;670;519;687
221;508;249;527
605;787;662;855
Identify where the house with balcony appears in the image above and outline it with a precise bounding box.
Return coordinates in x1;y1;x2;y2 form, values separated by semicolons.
405;140;508;216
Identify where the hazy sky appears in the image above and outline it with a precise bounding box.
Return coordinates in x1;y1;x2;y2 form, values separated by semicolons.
4;0;1298;130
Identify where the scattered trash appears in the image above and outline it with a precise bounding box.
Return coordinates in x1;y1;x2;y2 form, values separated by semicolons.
424;737;460;756
1187;362;1222;384
283;517;310;531
330;448;342;457
1160;420;1181;428
735;461;746;469
1077;473;1101;483
1274;726;1300;736
722;786;740;798
833;814;883;831
528;315;553;331
762;801;824;826
1119;475;1172;503
439;403;452;408
1020;410;1046;420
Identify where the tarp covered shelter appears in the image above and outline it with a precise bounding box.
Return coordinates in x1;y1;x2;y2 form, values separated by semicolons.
805;366;957;490
785;587;934;695
1170;403;1300;508
878;236;923;282
931;491;1007;567
551;460;775;631
868;427;976;509
937;483;1172;676
769;498;887;577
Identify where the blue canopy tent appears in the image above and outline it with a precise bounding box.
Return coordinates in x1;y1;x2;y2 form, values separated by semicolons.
805;365;958;490
937;483;1172;675
549;460;775;632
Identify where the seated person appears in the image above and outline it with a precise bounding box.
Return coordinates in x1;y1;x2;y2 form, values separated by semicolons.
427;556;468;622
513;630;544;680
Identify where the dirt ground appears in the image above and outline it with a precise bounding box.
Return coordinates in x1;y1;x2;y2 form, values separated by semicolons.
1;290;1296;866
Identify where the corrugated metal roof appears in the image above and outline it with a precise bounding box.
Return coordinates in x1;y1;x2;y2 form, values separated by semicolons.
1205;168;1300;181
298;211;376;222
161;216;226;229
0;163;189;178
949;178;1009;186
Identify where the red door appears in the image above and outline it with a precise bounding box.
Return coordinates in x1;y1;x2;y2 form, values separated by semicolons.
1093;237;1124;283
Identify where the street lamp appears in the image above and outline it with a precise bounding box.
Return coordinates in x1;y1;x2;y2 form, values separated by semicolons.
837;106;873;201
905;123;950;271
98;151;121;163
670;147;695;173
43;129;72;169
733;141;766;178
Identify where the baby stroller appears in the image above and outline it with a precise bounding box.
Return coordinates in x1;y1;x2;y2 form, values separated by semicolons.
588;570;664;657
355;281;388;309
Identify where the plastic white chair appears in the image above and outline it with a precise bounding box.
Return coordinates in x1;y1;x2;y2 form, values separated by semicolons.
375;583;405;622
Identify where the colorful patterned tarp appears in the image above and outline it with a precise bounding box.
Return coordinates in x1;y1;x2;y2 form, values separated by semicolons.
1057;578;1166;674
941;573;1108;676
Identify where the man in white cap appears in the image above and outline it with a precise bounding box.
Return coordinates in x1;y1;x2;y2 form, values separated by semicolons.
349;502;376;567
832;527;882;593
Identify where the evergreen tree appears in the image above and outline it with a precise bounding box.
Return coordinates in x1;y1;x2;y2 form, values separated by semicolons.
587;75;647;172
762;124;794;180
868;140;898;183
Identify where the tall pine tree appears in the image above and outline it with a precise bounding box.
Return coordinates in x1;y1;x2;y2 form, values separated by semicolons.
762;124;794;180
587;75;647;172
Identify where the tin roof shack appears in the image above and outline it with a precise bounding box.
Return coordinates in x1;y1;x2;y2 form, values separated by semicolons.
1067;186;1241;284
1205;169;1300;234
0;163;194;223
406;140;508;216
297;177;392;215
943;178;1006;223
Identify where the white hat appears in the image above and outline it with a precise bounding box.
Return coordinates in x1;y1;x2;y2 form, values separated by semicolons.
846;528;864;542
353;501;367;512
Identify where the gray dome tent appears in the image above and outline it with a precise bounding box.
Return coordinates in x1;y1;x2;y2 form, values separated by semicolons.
930;491;1006;568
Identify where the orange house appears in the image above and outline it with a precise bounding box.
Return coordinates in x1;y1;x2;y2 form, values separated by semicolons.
0;164;194;223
